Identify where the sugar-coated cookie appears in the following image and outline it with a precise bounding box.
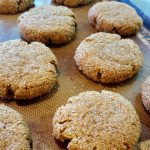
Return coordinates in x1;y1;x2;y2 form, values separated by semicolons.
0;0;33;14
74;32;143;83
0;40;58;100
141;76;150;111
53;90;141;150
0;104;31;150
88;1;143;36
53;0;94;7
18;6;76;45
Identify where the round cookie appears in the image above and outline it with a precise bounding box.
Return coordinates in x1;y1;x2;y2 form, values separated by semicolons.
141;76;150;111
88;1;143;36
18;6;76;45
53;0;94;7
74;32;143;83
53;90;141;150
0;104;30;150
0;40;58;100
0;0;33;14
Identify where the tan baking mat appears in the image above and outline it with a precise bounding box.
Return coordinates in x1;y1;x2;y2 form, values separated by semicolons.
0;0;150;149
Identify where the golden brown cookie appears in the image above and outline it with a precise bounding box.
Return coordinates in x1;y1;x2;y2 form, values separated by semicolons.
141;76;150;111
139;140;150;150
0;104;30;150
74;32;143;83
53;0;94;7
18;6;76;45
53;90;141;150
88;1;143;36
0;0;33;14
0;40;58;100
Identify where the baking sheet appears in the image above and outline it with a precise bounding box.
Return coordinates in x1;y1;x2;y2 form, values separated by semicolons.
0;0;150;149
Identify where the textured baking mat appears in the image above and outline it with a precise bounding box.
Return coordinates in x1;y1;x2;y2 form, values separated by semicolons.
0;0;150;149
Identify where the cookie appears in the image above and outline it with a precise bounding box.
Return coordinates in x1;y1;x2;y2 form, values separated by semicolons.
88;1;143;36
0;0;33;14
0;104;30;150
53;0;93;7
0;40;58;100
74;32;143;83
139;140;150;150
18;6;76;45
53;90;141;150
141;76;150;111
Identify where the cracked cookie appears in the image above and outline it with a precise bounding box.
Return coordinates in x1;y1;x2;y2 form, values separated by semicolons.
88;1;143;36
53;90;141;150
0;104;31;150
141;76;150;111
53;0;94;7
0;40;58;100
18;6;76;45
0;0;33;14
74;32;143;83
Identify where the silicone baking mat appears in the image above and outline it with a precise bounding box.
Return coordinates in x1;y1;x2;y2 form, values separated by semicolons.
0;0;150;149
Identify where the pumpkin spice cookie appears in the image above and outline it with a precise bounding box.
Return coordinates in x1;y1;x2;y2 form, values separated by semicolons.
0;104;31;150
0;40;58;100
88;1;143;36
0;0;33;14
53;90;141;150
18;6;76;45
141;76;150;111
53;0;94;7
74;32;143;83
